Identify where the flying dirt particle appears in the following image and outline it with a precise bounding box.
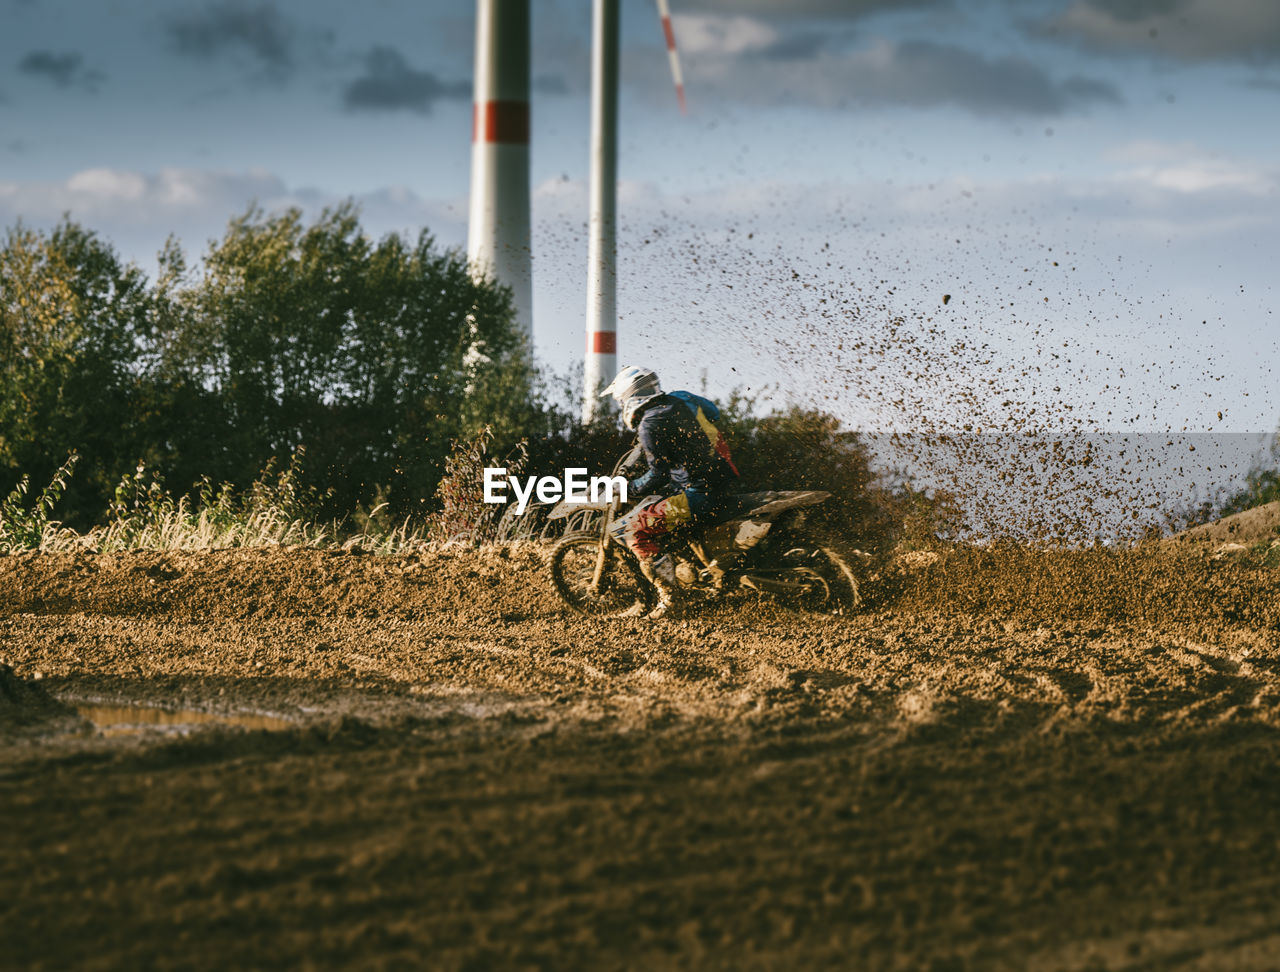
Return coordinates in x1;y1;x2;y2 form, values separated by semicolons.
942;294;951;305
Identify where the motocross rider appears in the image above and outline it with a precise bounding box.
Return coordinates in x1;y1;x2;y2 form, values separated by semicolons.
600;365;740;619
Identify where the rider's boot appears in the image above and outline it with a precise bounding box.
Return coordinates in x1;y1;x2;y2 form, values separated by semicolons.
639;556;681;620
688;540;726;593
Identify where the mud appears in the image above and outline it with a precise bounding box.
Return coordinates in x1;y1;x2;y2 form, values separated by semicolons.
3;545;1280;969
76;703;298;736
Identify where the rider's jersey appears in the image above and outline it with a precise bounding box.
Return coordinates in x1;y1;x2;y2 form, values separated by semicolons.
630;391;738;501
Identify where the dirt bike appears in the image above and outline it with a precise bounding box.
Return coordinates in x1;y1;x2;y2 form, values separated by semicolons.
546;444;862;617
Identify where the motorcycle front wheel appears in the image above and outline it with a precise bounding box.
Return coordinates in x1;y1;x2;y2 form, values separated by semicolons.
549;531;655;618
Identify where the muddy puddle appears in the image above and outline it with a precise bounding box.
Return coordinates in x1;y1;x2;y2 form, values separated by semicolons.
75;702;295;737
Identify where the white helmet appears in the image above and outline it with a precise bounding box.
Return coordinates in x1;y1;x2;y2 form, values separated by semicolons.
601;365;663;428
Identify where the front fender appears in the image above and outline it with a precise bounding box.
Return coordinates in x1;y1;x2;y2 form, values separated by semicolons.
546;499;613;521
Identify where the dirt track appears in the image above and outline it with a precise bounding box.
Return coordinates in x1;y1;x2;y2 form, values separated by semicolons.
3;545;1280;969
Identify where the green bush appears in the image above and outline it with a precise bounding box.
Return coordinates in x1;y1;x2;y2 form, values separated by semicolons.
1;206;538;526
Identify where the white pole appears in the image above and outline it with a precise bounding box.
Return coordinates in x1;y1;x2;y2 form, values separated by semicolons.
467;0;533;345
582;0;619;422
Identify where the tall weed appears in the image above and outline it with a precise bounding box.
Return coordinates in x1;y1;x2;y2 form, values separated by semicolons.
0;453;80;553
430;426;529;545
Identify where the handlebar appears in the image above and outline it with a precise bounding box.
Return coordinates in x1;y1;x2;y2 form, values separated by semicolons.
611;441;644;479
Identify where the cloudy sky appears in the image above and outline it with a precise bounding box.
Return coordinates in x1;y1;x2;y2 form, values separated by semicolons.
3;0;1279;447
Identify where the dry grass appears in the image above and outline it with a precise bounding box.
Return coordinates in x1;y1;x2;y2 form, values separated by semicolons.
1;451;441;556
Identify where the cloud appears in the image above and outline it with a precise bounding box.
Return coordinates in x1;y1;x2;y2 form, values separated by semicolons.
672;14;846;61
526;158;1280;442
532;73;569;95
680;0;945;17
1059;76;1121;102
1045;0;1280;61
860;41;1121;115
672;21;1122;115
1103;139;1278;195
5;167;293;217
342;46;469;115
713;161;1273;236
17;50;104;91
166;1;294;74
0;167;465;269
675;15;786;57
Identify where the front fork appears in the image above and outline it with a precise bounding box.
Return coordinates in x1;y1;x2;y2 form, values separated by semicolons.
589;500;621;594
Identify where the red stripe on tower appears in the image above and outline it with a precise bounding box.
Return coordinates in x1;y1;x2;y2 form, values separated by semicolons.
589;331;616;354
472;100;531;145
656;1;687;115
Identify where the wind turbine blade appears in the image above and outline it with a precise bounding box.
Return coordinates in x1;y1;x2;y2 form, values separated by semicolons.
655;0;687;114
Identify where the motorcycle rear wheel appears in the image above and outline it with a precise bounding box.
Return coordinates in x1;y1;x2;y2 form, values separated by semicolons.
549;531;654;618
781;534;862;614
804;547;862;613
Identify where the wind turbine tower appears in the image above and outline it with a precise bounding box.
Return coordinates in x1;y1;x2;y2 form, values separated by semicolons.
468;0;533;344
582;0;620;419
581;0;686;421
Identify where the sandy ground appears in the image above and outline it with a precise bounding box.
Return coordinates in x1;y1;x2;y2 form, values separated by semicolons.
3;544;1280;970
1168;499;1280;548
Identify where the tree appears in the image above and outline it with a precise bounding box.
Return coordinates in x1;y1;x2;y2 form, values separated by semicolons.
1217;431;1280;516
0;221;152;526
161;203;532;516
1;205;537;524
